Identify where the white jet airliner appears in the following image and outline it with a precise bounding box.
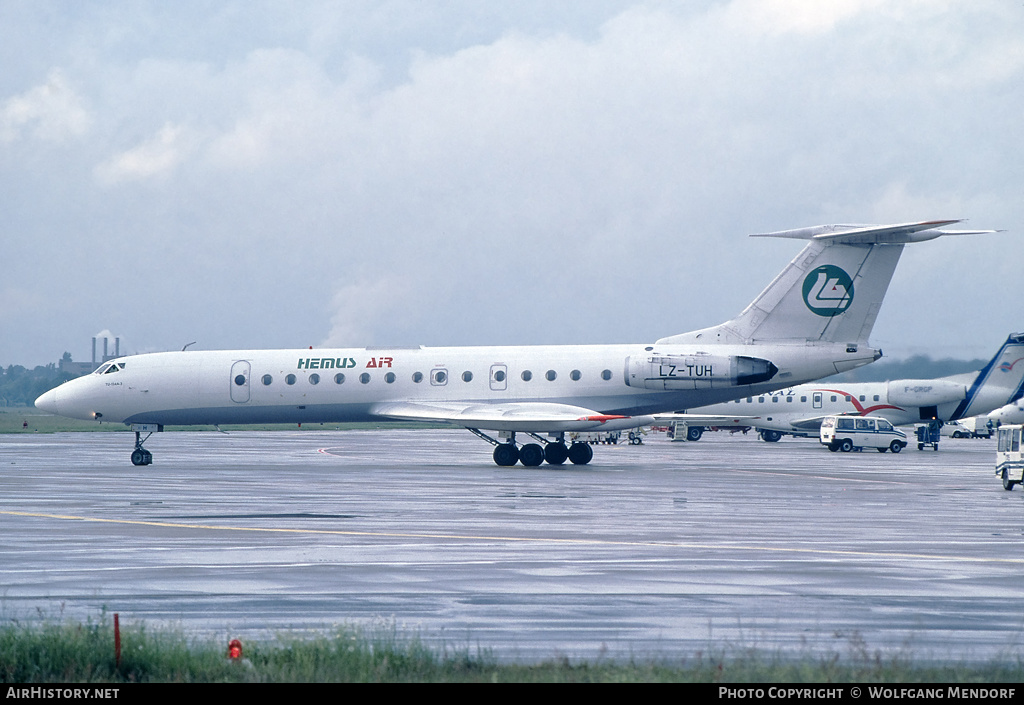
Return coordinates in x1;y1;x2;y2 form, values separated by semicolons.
988;399;1024;427
35;220;990;467
674;332;1024;441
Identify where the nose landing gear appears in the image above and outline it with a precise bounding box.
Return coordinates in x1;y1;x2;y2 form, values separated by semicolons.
131;443;153;466
129;424;162;466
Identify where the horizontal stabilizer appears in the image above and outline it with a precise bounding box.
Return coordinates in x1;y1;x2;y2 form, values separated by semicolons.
751;220;997;245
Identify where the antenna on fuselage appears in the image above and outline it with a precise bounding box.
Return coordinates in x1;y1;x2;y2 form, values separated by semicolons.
182;341;197;351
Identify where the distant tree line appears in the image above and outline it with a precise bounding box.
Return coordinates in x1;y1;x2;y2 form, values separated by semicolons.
0;355;83;407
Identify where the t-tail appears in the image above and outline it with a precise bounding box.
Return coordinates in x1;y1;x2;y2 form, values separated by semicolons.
949;333;1024;421
658;220;995;375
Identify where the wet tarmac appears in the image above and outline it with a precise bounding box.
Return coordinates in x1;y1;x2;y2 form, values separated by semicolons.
2;427;1022;662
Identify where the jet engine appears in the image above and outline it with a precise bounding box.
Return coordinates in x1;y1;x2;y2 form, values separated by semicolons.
625;353;778;390
886;379;967;407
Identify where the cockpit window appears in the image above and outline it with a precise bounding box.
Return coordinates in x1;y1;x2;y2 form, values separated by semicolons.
95;362;126;374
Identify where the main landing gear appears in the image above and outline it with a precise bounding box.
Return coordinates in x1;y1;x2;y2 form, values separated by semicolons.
129;424;162;466
469;429;594;467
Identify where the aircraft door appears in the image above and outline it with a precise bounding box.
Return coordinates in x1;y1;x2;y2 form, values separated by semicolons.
489;364;508;391
230;360;251;403
813;392;822;409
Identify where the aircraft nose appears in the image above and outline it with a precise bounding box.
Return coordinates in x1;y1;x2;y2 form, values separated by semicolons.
35;388;59;415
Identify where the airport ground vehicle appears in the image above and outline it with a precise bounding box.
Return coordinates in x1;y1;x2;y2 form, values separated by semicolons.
943;420;971;438
668;421;707;442
995;425;1024;490
915;420;942;451
820;414;908;453
951;416;995;439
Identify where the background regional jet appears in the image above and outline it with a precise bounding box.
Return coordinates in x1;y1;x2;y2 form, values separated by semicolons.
35;220;991;467
987;399;1024;427
675;332;1024;441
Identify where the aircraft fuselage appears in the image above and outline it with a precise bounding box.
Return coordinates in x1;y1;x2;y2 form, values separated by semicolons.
39;341;867;429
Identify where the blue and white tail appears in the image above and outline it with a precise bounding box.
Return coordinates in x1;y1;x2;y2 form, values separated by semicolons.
949;333;1024;421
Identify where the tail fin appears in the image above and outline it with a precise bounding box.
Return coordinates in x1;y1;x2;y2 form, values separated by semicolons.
950;333;1024;421
658;221;990;351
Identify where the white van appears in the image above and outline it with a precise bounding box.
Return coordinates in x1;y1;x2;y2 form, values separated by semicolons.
820;415;908;453
995;425;1024;490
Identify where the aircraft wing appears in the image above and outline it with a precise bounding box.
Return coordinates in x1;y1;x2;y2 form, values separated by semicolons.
657;412;833;432
653;413;760;425
372;401;655;432
786;415;834;431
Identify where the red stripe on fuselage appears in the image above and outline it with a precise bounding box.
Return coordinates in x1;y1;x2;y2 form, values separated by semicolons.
818;388;904;416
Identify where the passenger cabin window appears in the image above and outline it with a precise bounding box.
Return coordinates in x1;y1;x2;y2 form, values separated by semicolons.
462;371;473;382
601;369;612;381
412;372;423;383
286;374;296;385
521;370;533;381
334;373;345;384
309;373;320;385
360;373;371;384
545;370;557;381
262;374;273;385
570;370;581;381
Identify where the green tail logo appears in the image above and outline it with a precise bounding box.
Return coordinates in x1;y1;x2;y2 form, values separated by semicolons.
802;265;854;316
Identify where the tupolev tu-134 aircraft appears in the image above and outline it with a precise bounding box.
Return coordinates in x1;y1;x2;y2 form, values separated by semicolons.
35;220;992;467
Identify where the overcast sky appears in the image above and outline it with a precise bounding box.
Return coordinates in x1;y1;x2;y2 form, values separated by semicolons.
2;0;1021;367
